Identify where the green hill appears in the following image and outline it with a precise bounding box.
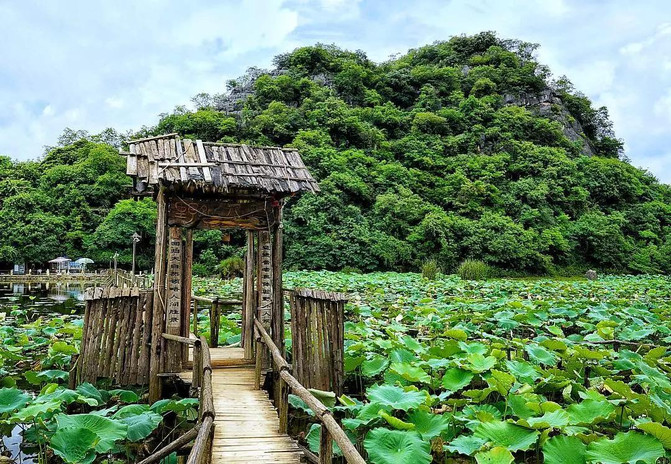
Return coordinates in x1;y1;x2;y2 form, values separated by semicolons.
1;32;670;274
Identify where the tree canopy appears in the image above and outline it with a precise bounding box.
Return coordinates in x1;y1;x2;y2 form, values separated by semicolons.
1;32;669;275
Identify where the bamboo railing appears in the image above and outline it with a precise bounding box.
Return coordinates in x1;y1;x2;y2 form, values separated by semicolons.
253;318;366;464
139;334;214;464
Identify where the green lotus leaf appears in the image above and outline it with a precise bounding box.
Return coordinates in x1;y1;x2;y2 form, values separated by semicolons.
459;342;488;355
389;363;430;384
49;341;78;355
525;344;558;366
12;399;62;421
56;414;127;453
505;360;541;383
288;394;315;416
474;421;539;452
445;435;487;456
118;411;162;441
475;446;514;464
444;328;468;341
525;409;570;429
465;354;497;373
366;385;426;411
379;410;415;430
150;398;199;414
308;388;336;408
50;427;99;464
407;409;451;440
542;435;587;464
442;367;474;392
389;348;417;363
585;431;664;464
364;428;431;464
306;423;355;457
0;387;30;414
361;355;389;377
567;399;615;425
487;369;515;395
345;355;365;372
76;383;104;406
636;421;671;449
109;389;139;403
112;404;150;419
356;401;392;421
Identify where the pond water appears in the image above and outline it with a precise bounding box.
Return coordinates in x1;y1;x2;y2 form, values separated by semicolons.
0;282;87;463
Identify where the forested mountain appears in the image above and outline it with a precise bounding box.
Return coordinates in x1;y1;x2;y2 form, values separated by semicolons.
1;32;670;274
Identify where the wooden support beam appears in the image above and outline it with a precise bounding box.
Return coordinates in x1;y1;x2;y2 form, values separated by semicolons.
149;187;168;403
243;230;255;359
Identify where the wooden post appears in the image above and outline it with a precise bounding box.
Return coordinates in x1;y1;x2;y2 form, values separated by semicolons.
192;299;198;336
271;205;284;360
210;298;219;348
319;428;333;464
149;187;168;403
182;229;193;364
243;230;255;359
164;226;184;372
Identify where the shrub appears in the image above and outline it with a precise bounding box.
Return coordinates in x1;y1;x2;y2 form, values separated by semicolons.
421;259;439;280
192;263;212;277
341;266;362;274
457;259;490;280
218;256;244;280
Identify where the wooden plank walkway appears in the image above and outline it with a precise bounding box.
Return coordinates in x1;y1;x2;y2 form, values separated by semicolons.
181;348;304;463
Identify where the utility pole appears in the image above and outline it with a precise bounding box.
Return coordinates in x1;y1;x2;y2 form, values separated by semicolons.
131;232;141;285
113;252;119;286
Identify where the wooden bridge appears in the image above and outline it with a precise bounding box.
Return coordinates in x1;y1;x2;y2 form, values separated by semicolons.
75;134;366;463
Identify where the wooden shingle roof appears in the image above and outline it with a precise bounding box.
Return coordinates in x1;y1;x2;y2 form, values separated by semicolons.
124;133;319;195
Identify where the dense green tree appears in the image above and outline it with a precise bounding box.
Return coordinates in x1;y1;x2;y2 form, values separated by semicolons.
1;33;669;275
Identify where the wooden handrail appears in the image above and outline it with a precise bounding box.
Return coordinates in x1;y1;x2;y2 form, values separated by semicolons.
145;334;214;464
253;318;366;464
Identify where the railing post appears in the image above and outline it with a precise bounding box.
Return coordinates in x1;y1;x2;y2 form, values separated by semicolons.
319;427;333;464
192;299;198;336
210;298;219;348
278;375;288;434
254;332;263;390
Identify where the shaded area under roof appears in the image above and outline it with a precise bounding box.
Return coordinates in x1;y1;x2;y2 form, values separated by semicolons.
123;133;319;196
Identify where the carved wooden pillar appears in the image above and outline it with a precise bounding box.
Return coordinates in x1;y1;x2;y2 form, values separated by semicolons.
164;227;184;373
181;229;193;363
257;230;272;371
149;187;168;403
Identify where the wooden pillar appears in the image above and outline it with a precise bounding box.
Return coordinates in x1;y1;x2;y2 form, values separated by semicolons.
164;226;184;373
243;230;255;359
257;231;272;329
181;229;193;363
271;205;284;356
149;187;168;403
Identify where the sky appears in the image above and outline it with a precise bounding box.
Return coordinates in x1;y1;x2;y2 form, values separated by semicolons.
1;0;670;183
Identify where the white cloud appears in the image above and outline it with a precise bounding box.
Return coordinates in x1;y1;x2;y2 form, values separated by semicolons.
1;0;670;184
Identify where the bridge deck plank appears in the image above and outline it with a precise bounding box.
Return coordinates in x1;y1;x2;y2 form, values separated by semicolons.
180;349;304;464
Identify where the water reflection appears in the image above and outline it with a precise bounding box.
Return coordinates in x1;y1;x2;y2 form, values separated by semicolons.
0;283;87;462
0;282;86;315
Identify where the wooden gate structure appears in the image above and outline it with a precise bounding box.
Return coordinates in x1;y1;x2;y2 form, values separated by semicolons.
75;134;365;463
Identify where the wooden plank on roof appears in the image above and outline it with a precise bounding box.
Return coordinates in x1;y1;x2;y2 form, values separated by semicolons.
126;144;138;176
175;138;188;182
196;140;213;183
183;139;200;179
148;141;159;184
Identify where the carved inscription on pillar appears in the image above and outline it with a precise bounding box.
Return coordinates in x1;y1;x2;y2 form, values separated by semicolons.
258;231;272;329
166;231;182;331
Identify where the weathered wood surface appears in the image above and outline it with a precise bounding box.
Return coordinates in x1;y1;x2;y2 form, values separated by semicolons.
289;290;347;397
78;288;152;386
126;134;319;195
179;352;303;464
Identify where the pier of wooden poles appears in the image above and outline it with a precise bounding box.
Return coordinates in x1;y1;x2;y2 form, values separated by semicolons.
76;134;366;463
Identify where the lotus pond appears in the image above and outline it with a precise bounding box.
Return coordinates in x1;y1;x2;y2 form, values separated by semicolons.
0;282;197;464
200;272;671;464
